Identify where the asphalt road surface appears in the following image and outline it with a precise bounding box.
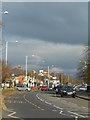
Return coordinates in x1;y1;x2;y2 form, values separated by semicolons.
2;91;90;120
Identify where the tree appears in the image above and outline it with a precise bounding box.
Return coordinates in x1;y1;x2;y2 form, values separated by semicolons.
1;60;12;82
77;45;90;85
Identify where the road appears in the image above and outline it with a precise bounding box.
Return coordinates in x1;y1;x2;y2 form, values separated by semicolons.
2;90;90;119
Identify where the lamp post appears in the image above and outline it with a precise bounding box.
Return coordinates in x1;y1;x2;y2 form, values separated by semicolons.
0;11;8;14
5;40;19;66
6;41;8;66
0;10;8;120
47;65;55;88
26;56;28;81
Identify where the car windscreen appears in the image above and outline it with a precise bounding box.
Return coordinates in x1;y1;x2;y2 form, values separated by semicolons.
64;86;73;91
57;85;63;89
42;86;47;88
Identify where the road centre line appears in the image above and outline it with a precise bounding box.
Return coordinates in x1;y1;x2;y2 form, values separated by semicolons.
23;93;44;111
70;115;78;119
53;105;63;110
36;93;88;118
82;106;88;109
36;94;44;102
45;101;52;105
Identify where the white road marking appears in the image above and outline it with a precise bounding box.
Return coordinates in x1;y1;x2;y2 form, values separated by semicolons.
57;98;60;100
45;101;52;105
70;115;78;119
59;110;63;114
82;106;88;109
24;93;44;111
36;94;44;102
40;99;44;102
53;105;63;110
75;116;79;120
7;110;19;119
36;92;89;118
38;106;40;109
68;111;86;118
52;110;57;112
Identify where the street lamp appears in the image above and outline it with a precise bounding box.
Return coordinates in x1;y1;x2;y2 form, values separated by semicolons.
6;41;19;66
47;65;55;88
0;11;8;15
26;56;28;81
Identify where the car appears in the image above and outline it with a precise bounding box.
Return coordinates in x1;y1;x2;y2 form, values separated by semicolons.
26;87;31;92
17;86;27;91
48;86;53;91
41;86;48;91
61;86;76;98
79;86;87;91
55;85;63;94
15;85;27;91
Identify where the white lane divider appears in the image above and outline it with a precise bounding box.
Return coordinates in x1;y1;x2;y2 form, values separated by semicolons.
53;105;63;110
70;115;78;120
36;94;44;102
45;101;52;105
68;111;87;118
53;105;64;115
36;93;88;118
7;109;19;119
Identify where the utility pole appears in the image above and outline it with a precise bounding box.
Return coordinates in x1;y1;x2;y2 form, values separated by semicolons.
6;41;8;66
68;75;69;85
48;66;49;88
26;56;28;81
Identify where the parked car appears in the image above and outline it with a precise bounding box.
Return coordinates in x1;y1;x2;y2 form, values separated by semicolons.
61;86;76;98
55;84;63;94
79;86;87;91
41;86;48;91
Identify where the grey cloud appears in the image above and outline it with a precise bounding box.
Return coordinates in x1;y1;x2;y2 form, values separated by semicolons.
3;36;84;75
2;2;88;44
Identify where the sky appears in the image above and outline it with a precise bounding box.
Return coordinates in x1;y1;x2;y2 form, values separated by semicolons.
1;0;90;2
2;2;88;78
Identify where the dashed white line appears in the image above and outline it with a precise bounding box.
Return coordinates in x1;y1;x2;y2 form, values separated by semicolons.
82;106;88;109
53;105;63;110
45;101;52;105
68;111;86;118
52;110;57;112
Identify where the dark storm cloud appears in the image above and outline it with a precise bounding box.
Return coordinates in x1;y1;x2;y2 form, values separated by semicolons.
2;2;88;44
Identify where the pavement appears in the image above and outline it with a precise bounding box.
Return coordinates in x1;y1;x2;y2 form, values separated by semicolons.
2;90;90;119
76;91;90;101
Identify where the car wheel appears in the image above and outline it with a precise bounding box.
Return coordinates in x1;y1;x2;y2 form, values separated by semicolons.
61;93;63;97
72;94;76;98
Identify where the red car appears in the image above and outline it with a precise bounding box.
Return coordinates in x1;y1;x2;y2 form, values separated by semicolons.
41;86;48;91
